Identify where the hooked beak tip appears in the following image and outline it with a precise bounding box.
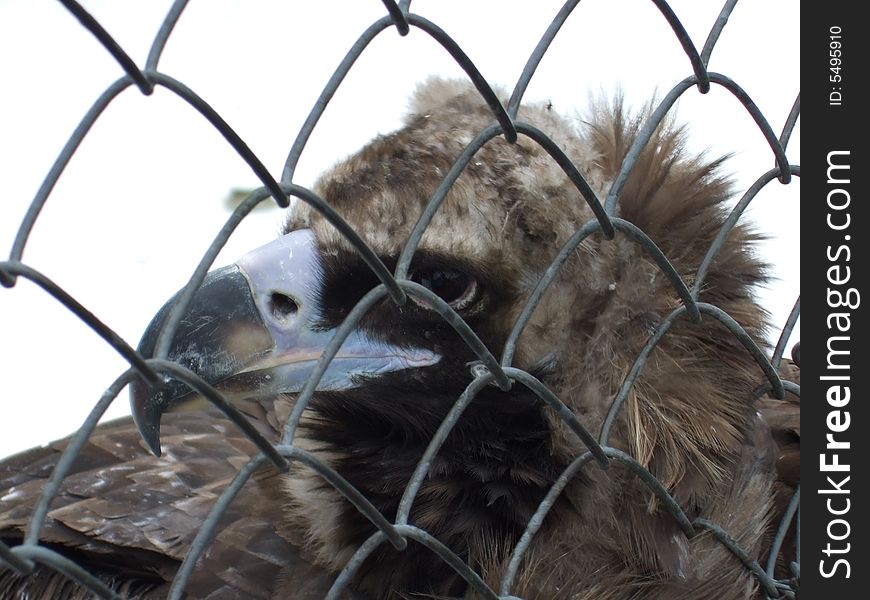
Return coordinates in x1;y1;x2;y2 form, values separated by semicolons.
130;378;164;457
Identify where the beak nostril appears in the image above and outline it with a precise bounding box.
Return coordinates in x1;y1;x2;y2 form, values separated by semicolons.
268;292;299;322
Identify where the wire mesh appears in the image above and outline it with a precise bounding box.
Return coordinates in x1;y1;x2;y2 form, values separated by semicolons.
1;1;799;598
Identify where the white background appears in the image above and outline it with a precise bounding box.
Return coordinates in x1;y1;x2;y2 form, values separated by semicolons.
0;0;799;458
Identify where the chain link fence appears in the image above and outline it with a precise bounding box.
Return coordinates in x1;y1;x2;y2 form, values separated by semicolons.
1;0;799;598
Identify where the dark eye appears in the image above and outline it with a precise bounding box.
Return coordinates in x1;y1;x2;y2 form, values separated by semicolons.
409;267;478;311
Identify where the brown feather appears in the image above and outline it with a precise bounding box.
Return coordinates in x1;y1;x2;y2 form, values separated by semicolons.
0;398;340;599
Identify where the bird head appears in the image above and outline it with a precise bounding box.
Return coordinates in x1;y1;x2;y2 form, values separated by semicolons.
130;79;772;597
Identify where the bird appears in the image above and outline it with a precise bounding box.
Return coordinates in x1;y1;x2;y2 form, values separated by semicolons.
0;78;799;599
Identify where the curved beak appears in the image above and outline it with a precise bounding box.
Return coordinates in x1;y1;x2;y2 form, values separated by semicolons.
130;229;439;455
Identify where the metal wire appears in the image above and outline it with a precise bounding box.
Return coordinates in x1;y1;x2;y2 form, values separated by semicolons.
1;1;799;598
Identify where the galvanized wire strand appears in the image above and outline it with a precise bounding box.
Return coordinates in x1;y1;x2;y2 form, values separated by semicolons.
754;380;800;402
395;374;494;525
506;447;746;595
0;262;158;385
779;93;801;153
794;504;801;574
766;486;800;579
771;297;800;371
598;305;681;444
8;545;122;600
0;542;32;576
392;526;501;600
3;77;133;283
782;381;800;398
281;15;395;185
145;0;191;71
391;361;617;525
772;584;795;600
380;0;410;35
692;518;782;598
507;0;581;118
24;370;139;546
500;446;708;596
700;0;740;66
173;333;605;591
167;454;269;600
325;530;387;600
57;0;153;95
500;451;596;596
651;0;710;93
692;165;801;299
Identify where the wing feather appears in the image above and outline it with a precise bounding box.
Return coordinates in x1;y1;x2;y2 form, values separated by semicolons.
0;397;337;598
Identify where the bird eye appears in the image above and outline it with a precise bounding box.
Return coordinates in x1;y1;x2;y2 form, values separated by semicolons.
409;267;478;311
